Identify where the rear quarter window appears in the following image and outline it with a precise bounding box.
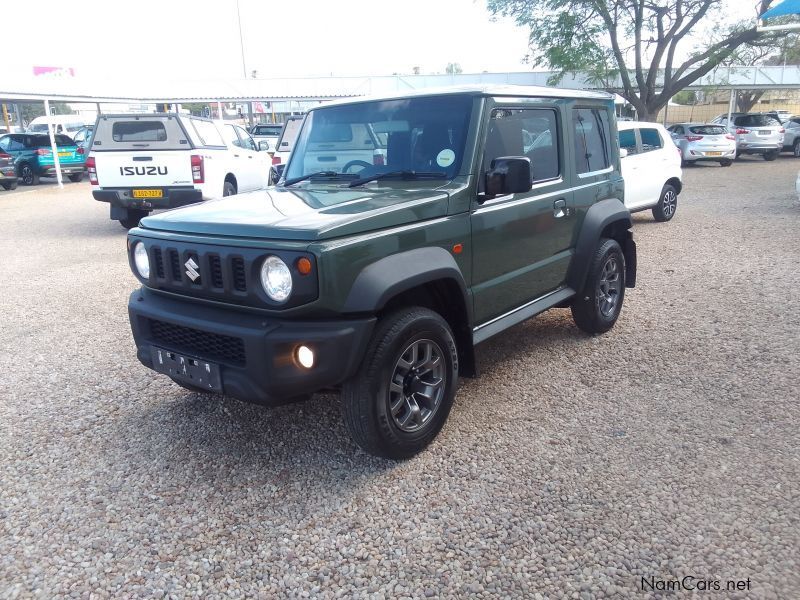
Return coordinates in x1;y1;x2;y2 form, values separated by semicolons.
112;121;168;142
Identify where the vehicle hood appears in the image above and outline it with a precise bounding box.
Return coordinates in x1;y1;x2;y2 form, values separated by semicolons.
139;185;450;241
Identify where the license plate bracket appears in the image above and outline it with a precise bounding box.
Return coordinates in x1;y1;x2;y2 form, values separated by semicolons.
705;151;722;156
150;346;222;392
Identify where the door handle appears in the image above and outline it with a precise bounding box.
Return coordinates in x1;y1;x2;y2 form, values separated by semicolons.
553;198;568;218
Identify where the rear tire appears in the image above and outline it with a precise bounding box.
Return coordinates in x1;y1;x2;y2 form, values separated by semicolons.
652;183;678;222
571;238;626;335
793;139;800;158
764;151;778;161
19;164;39;186
68;173;84;183
1;181;18;191
342;307;458;459
118;209;149;229
223;180;236;197
719;159;733;167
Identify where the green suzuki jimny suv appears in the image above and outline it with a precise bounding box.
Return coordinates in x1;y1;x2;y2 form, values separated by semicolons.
126;86;636;458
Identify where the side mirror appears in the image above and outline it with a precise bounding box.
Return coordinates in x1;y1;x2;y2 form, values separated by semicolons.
485;157;532;196
620;148;628;158
258;141;270;152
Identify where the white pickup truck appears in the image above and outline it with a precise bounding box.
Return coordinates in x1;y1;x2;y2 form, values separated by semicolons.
88;114;270;228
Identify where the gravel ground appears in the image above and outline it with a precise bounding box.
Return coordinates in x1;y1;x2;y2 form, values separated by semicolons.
1;160;799;599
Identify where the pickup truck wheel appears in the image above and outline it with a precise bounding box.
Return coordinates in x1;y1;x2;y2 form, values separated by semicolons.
19;164;39;186
342;307;458;459
118;209;149;229
652;184;678;222
68;173;84;183
571;238;625;335
223;180;236;196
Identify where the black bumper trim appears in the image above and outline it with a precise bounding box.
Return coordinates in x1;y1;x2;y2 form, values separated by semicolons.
128;288;376;404
93;188;203;210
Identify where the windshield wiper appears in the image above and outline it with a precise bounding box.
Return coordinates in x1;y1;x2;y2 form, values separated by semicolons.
283;171;353;187
348;170;448;188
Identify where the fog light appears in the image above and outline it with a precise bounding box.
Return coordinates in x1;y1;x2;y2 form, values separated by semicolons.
296;345;314;369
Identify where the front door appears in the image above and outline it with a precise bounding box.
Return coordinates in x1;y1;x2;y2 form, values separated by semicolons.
470;104;576;325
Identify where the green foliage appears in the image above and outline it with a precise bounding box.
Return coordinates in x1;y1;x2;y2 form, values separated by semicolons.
446;63;463;74
487;0;789;119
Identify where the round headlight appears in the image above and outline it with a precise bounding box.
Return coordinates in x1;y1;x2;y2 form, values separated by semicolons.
260;255;292;302
133;242;150;279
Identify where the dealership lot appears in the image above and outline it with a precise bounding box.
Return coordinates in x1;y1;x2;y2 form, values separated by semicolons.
1;160;799;597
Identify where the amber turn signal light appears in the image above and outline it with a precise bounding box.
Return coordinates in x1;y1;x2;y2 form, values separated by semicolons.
296;257;313;275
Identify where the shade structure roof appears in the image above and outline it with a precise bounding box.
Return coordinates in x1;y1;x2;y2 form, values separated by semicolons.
762;0;800;19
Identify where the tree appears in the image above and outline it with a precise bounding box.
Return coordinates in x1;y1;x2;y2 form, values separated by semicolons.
445;62;463;74
487;0;792;121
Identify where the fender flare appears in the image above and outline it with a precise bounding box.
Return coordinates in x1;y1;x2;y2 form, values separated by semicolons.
567;198;635;291
343;247;470;320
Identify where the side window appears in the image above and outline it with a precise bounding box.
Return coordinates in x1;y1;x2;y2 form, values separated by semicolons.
74;130;85;143
223;124;241;148
572;108;611;174
639;128;663;152
618;129;638;155
673;126;684;135
483;107;560;183
235;126;257;151
9;136;26;151
0;136;8;151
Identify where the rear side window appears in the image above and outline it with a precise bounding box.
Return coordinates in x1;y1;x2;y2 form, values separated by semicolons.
484;107;560;182
277;118;303;151
618;129;638;155
187;119;225;147
112;121;167;142
573;108;611;174
734;115;780;127
639;128;663;152
689;126;726;135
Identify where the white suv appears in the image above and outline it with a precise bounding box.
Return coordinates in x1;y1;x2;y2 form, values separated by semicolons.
89;114;270;228
617;121;683;222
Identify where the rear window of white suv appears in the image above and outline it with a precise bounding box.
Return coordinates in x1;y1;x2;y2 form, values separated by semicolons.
734;115;780;127
112;121;167;142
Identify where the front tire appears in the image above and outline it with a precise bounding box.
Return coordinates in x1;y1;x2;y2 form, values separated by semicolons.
793;139;800;158
342;307;458;459
223;180;236;196
652;183;678;222
571;238;626;335
719;159;733;167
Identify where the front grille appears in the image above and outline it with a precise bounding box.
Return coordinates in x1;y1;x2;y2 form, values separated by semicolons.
149;245;248;295
232;258;247;292
148;319;246;366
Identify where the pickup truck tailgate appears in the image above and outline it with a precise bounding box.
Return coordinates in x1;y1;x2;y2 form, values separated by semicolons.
94;151;194;188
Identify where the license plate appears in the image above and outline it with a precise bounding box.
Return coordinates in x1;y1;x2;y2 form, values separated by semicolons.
58;151;72;157
758;131;771;136
705;151;723;156
132;189;163;198
150;347;222;392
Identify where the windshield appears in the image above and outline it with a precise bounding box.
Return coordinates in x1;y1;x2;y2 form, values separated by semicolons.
284;94;473;183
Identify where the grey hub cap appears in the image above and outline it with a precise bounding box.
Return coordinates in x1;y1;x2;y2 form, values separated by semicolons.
597;256;622;318
662;189;677;219
388;339;446;433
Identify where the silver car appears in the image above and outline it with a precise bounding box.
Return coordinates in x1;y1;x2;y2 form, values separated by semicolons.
781;116;800;157
667;123;736;167
711;113;784;161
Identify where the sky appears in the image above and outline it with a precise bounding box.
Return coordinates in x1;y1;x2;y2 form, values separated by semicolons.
2;0;766;82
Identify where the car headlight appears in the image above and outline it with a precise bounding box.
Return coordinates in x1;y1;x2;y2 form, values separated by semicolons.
260;255;292;302
133;242;150;279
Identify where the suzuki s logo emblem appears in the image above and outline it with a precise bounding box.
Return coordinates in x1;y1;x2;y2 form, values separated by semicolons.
185;257;200;282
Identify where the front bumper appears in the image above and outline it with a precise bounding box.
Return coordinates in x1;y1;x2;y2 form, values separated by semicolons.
93;188;203;211
128;288;375;404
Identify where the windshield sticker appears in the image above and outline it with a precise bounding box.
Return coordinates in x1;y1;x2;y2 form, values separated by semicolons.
436;149;456;168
